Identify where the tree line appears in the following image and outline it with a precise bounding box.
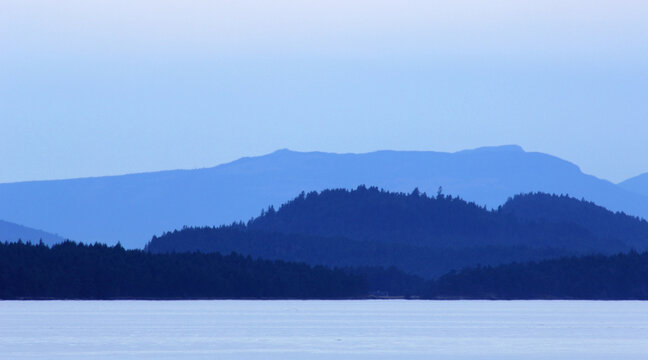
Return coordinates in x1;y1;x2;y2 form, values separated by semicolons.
3;240;648;300
429;250;648;299
0;241;366;299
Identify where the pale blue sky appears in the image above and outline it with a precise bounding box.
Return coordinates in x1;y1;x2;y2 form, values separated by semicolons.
1;0;647;183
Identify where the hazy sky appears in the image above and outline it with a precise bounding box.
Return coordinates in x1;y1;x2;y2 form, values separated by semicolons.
1;0;647;183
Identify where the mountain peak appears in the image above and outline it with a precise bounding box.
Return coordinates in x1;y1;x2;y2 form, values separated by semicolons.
460;145;525;154
271;148;295;154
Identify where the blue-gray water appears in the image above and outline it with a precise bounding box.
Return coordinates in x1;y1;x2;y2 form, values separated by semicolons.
2;300;647;359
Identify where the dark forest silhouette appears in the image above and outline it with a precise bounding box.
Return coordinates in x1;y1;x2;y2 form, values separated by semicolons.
3;240;648;300
430;250;648;299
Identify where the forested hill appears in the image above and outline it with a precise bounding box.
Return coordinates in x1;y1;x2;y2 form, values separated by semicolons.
245;187;646;251
0;241;365;299
147;187;648;277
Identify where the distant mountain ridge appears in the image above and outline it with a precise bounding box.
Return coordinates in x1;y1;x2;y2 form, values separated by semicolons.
147;188;648;277
1;145;647;248
0;219;65;245
619;172;648;197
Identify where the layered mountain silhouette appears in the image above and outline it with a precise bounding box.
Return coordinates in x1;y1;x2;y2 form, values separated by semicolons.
0;219;65;245
619;172;648;197
1;145;647;248
147;188;648;277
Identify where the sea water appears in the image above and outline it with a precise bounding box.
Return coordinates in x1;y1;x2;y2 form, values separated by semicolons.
1;300;647;359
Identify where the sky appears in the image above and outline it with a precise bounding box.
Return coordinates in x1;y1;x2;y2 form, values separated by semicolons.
1;0;647;184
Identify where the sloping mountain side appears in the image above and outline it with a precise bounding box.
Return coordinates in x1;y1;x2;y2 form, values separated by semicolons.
0;220;65;245
147;188;648;277
0;241;365;300
146;226;565;278
430;251;648;299
619;172;648;197
499;193;648;249
2;146;648;248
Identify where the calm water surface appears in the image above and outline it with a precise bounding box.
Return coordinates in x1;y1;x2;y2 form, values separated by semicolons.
1;300;647;359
